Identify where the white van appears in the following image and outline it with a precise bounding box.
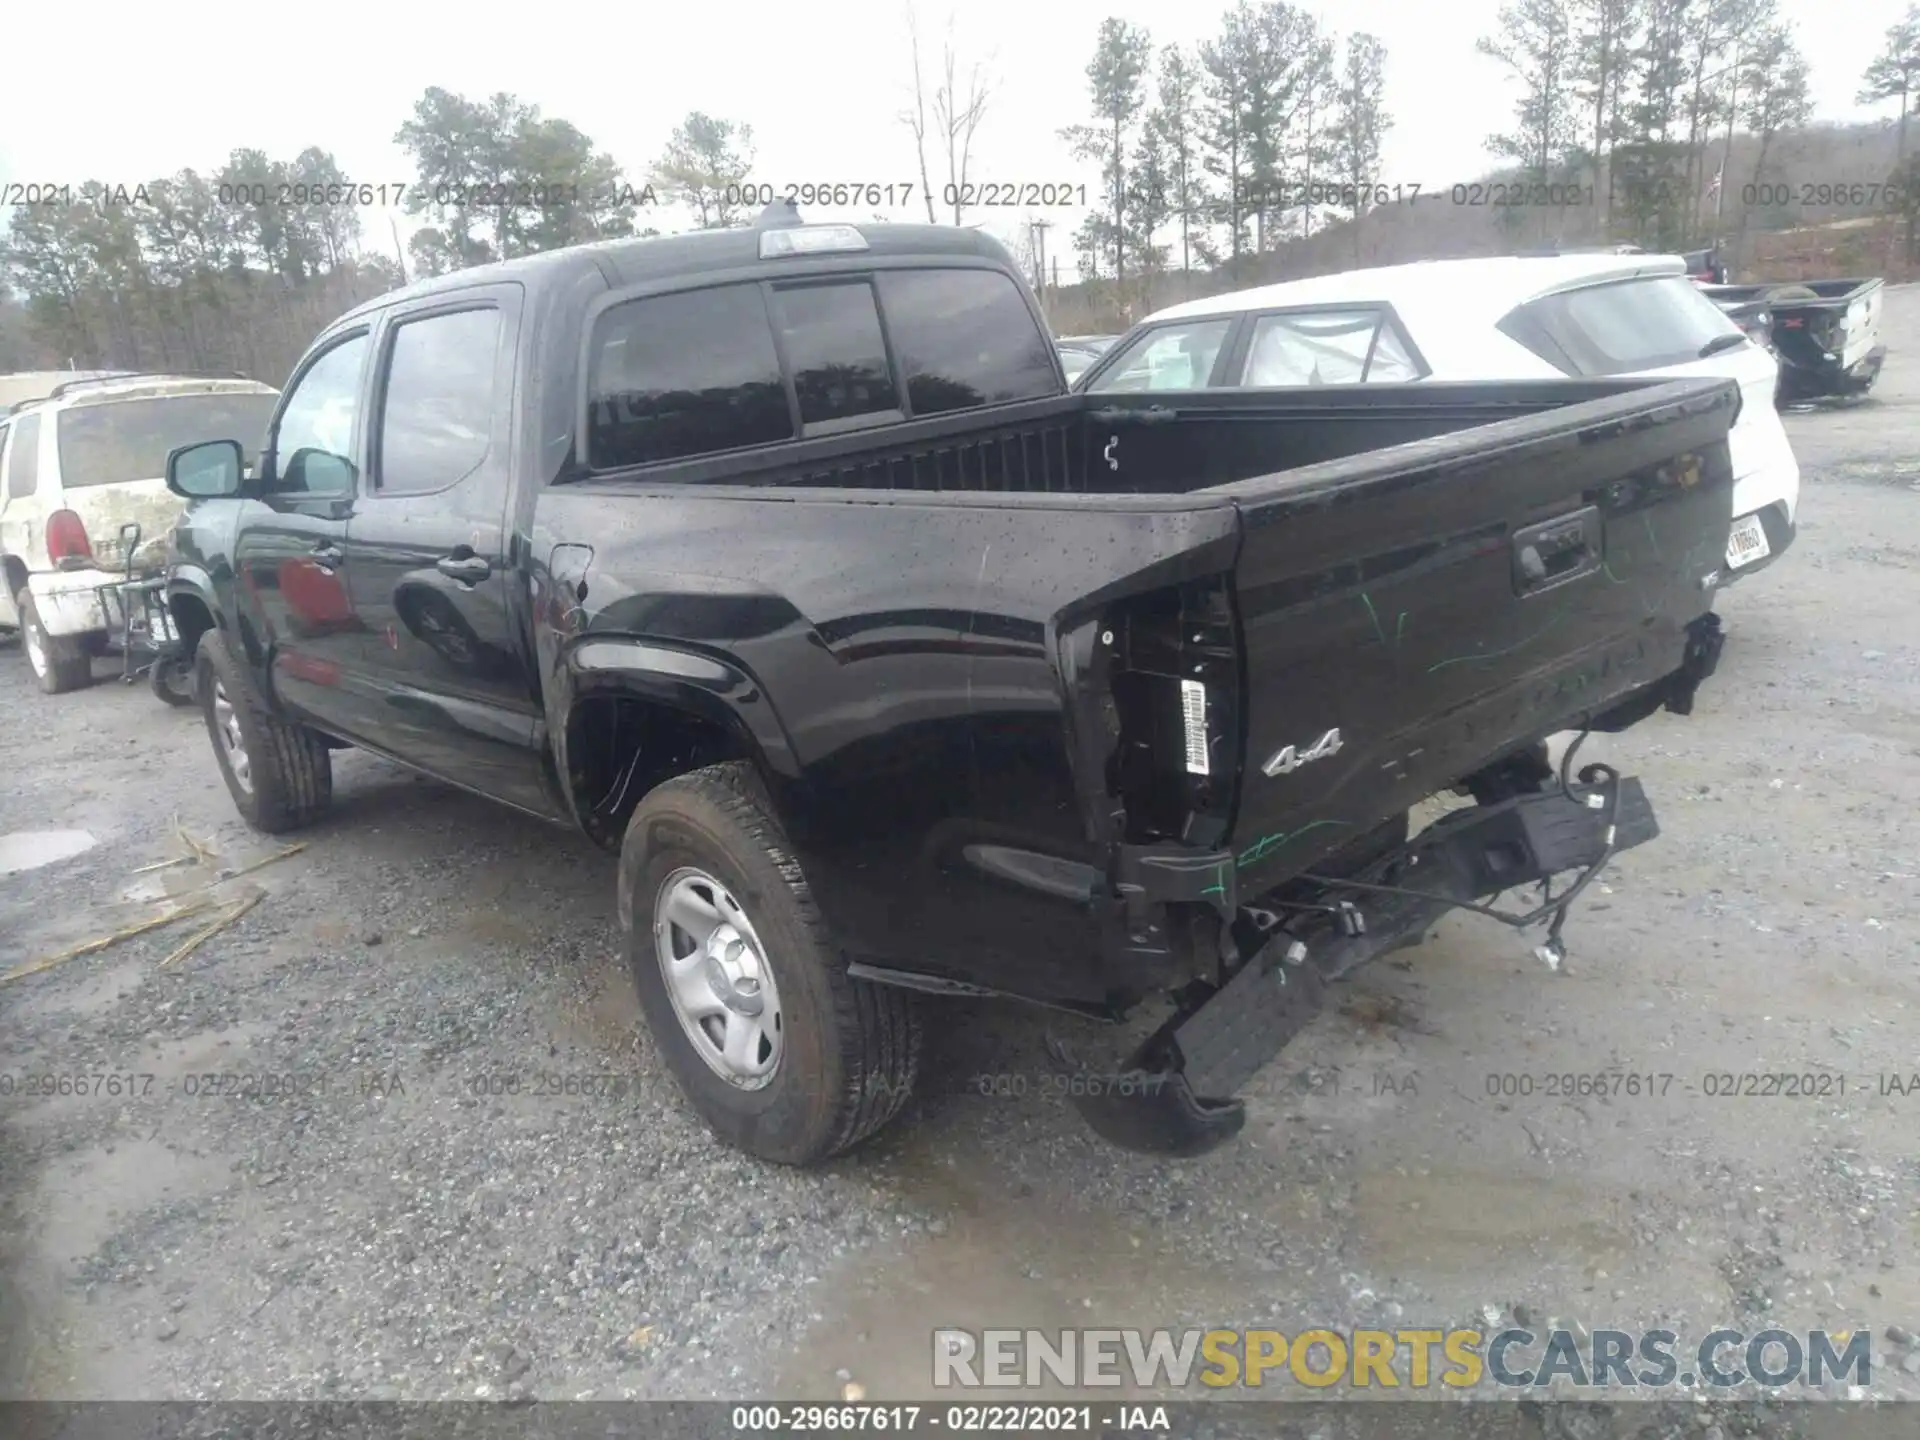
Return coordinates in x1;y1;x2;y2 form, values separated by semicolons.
0;374;280;693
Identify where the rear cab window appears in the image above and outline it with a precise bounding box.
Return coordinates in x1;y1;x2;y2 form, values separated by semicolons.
57;392;278;488
586;266;1059;470
1497;275;1742;376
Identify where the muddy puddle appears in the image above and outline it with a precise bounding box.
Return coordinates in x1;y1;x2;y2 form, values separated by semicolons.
0;830;97;877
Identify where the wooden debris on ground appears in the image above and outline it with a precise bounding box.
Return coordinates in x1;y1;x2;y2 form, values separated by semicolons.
0;828;305;984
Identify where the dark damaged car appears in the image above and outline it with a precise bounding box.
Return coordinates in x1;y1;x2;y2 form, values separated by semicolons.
162;207;1735;1165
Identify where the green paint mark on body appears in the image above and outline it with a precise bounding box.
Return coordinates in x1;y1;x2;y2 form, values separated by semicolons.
1236;817;1351;870
1360;591;1386;646
1424;607;1570;675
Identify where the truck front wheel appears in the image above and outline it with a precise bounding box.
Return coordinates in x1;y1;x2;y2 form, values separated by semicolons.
618;761;921;1165
195;629;333;833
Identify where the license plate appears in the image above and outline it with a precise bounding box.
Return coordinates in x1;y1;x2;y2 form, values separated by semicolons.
1726;513;1770;569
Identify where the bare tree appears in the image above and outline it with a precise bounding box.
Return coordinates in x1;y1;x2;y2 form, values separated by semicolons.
1062;19;1154;286
1294;23;1338;240
1149;45;1208;284
933;17;994;225
1859;3;1920;164
1331;33;1392;260
900;4;940;222
1570;0;1642;227
1478;0;1581;180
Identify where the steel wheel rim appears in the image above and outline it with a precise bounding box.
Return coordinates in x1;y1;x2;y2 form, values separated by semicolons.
23;613;48;679
211;679;253;793
419;608;474;664
652;866;783;1089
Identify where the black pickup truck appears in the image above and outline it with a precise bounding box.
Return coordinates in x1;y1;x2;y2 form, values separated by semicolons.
163;207;1735;1165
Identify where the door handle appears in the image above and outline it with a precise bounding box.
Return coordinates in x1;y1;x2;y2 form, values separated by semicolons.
310;543;344;572
436;552;492;584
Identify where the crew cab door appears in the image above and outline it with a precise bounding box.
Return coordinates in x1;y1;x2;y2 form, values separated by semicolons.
235;328;371;737
342;284;558;818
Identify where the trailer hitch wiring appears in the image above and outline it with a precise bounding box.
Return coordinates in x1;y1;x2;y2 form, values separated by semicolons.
1293;729;1624;970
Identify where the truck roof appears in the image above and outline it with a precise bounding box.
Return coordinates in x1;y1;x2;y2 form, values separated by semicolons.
338;222;1021;326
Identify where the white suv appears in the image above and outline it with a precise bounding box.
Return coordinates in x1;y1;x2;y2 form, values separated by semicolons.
0;374;280;692
1078;254;1800;582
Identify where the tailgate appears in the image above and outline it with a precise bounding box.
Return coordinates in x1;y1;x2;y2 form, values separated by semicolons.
1217;377;1736;891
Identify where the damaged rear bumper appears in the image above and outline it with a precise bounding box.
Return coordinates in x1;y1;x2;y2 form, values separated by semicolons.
1058;773;1662;1158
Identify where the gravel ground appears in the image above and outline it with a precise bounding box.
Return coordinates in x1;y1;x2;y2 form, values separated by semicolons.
1;293;1916;1428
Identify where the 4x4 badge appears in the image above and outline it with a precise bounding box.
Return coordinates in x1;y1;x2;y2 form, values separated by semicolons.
1262;727;1343;777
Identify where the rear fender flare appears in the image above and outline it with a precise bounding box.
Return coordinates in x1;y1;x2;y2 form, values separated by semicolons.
553;636;802;827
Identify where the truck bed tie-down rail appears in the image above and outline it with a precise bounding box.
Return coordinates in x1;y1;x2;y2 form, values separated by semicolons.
1050;773;1661;1157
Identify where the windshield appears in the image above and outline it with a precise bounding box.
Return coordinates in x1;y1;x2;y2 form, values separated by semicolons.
1085;319;1234;393
57;392;277;488
1059;349;1098;383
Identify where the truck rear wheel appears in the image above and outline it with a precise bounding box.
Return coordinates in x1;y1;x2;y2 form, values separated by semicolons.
17;588;92;694
195;629;333;833
618;761;921;1165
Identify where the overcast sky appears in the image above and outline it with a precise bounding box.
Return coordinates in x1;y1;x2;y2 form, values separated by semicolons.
0;0;1909;263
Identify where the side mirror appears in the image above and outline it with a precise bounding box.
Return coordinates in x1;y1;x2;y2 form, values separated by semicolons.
167;439;244;498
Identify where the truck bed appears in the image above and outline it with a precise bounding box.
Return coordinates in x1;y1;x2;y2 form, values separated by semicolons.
572;378;1688;498
1701;278;1880;308
547;374;1737;1003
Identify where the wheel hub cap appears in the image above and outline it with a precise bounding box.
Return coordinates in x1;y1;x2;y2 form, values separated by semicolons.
653;868;782;1089
211;680;253;793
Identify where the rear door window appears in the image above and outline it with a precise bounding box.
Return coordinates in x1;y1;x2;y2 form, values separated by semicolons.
6;413;41;498
589;283;794;467
1086;320;1236;393
873;269;1060;415
57;393;278;489
1241;309;1424;386
1498;275;1741;375
374;307;503;495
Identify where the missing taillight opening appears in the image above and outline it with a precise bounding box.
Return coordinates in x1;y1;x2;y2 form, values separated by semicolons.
1103;577;1240;847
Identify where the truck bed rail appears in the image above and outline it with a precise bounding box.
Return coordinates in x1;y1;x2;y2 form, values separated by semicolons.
790;414;1090;494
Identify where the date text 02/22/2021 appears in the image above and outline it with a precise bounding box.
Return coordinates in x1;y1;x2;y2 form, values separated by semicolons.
728;1404;1171;1433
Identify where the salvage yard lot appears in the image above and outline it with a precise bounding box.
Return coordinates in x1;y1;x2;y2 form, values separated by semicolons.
2;292;1917;1410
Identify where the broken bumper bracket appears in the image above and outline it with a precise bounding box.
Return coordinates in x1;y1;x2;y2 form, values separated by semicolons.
1055;775;1660;1157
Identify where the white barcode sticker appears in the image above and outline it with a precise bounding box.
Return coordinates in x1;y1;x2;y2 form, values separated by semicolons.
1180;679;1210;775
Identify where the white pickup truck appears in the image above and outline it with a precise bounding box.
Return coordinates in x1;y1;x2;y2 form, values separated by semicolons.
0;373;279;694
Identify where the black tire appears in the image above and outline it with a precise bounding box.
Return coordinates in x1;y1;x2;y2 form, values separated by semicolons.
618;761;921;1165
16;588;91;694
196;628;333;833
149;650;197;706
